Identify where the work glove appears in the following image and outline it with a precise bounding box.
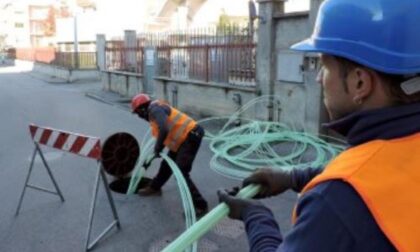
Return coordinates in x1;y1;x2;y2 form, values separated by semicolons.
243;168;295;198
143;155;155;169
217;188;263;220
154;144;164;158
153;151;161;158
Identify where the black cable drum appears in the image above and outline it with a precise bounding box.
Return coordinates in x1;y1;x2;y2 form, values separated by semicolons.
101;132;140;178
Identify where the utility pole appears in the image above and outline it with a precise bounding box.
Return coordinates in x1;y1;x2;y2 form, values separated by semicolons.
73;14;79;68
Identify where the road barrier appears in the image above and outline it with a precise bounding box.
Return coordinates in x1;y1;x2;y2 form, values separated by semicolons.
16;123;120;251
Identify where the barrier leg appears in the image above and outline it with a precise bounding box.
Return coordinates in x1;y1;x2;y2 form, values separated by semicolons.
15;147;37;216
85;164;101;251
15;144;65;215
36;143;65;202
85;164;120;251
99;166;121;229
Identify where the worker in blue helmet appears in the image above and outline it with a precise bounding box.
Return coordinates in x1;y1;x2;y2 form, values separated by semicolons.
219;0;420;251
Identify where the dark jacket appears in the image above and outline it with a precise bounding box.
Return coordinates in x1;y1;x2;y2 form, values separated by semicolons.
243;103;420;251
148;101;171;154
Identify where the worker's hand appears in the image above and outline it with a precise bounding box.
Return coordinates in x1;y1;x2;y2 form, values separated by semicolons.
243;168;294;198
153;147;163;158
143;156;155;169
217;188;262;220
153;151;161;158
154;144;163;158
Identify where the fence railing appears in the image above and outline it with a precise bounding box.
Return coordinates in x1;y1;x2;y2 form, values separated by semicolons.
156;42;256;85
105;40;144;74
12;47;97;69
53;52;97;69
105;25;256;86
155;26;256;86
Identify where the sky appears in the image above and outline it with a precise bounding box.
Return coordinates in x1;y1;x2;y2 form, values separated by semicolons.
61;0;311;40
286;0;310;12
2;0;312;45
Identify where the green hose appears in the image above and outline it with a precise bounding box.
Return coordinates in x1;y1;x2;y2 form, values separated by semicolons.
206;120;345;179
161;184;260;252
126;136;198;251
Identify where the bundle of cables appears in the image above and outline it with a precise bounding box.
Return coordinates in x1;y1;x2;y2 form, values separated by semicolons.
126;134;199;252
128;96;346;252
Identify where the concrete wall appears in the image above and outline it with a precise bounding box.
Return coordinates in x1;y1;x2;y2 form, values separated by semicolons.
269;2;326;134
32;63;100;82
154;78;257;119
101;72;257;120
272;12;312;130
102;71;144;98
71;68;100;82
275;13;309;48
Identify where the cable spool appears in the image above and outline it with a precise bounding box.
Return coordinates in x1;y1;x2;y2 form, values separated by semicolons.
101;132;140;178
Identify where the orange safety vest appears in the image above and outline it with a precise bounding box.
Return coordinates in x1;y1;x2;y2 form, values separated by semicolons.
150;103;197;152
293;133;420;252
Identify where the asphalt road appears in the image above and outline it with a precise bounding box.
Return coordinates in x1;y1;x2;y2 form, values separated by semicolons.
0;63;297;252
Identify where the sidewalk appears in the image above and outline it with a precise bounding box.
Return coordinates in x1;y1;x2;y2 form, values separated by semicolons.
26;70;132;110
85;88;132;111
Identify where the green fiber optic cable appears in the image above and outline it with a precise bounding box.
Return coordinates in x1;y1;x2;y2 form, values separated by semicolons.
128;95;346;251
162;184;261;252
206;119;345;180
127;143;198;252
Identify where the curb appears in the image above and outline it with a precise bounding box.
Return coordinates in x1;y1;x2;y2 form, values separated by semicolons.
85;92;115;106
85;92;131;112
26;71;69;84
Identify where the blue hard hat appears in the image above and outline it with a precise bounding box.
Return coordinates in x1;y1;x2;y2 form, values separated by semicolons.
291;0;420;75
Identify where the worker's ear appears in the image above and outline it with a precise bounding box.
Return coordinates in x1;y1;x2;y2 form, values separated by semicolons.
347;67;375;104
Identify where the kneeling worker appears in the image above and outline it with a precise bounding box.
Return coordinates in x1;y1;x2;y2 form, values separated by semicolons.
131;93;208;217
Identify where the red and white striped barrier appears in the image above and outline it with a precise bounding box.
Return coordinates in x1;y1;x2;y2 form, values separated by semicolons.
29;124;101;160
17;124;120;251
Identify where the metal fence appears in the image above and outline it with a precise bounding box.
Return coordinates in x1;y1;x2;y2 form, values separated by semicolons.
156;26;256;86
105;25;256;86
12;47;97;69
105;39;144;74
53;52;97;69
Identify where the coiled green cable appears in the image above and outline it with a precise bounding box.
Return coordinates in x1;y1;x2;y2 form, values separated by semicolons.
128;95;346;251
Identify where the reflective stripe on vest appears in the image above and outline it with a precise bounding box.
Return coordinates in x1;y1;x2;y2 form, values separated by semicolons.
168;116;193;151
166;112;183;134
293;133;420;252
151;104;196;152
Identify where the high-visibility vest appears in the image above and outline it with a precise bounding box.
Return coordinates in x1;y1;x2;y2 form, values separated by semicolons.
150;102;197;152
293;133;420;252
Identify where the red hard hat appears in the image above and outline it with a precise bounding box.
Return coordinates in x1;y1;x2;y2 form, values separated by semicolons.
131;93;151;112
